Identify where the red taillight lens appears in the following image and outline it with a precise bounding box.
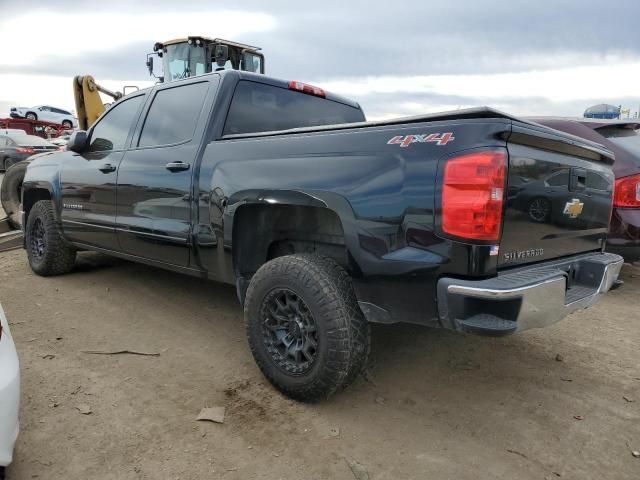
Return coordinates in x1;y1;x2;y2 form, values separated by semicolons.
442;150;507;241
613;174;640;208
288;80;326;98
16;147;35;154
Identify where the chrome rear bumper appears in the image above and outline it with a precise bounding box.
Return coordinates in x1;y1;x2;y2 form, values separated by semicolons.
437;252;623;336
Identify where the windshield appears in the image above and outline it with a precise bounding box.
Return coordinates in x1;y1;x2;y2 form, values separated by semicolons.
163;43;207;81
598;126;640;161
241;53;263;73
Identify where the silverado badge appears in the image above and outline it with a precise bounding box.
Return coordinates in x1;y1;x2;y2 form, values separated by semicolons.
563;199;584;218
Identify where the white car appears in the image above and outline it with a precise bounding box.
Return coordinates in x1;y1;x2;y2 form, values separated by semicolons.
49;133;71;147
10;105;77;129
0;305;19;479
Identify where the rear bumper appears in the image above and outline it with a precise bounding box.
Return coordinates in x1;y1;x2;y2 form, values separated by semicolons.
437;252;623;336
0;306;20;467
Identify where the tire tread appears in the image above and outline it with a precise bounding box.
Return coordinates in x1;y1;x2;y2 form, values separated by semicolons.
26;200;76;276
244;254;370;402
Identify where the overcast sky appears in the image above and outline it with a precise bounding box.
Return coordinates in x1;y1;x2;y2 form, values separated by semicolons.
0;0;639;120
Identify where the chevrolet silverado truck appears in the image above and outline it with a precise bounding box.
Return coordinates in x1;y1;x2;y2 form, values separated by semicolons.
20;71;623;401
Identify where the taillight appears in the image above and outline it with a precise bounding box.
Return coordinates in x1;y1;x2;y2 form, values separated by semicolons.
613;174;640;208
442;150;507;241
16;147;35;154
288;80;326;98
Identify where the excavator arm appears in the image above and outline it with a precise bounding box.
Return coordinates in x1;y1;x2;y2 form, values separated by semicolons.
73;75;123;130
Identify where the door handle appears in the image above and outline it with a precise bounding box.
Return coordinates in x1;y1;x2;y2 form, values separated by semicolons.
166;161;190;172
98;163;116;173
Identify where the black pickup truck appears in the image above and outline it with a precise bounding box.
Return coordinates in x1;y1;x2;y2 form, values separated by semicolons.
21;71;623;401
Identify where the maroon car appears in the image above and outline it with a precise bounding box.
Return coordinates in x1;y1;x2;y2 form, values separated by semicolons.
530;118;640;262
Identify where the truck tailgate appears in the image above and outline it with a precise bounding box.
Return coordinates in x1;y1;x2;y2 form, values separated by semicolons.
500;123;614;268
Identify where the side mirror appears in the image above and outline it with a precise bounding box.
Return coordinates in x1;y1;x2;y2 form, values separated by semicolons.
214;45;229;68
67;130;88;153
146;55;154;76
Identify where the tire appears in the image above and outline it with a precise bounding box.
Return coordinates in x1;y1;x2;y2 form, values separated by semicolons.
25;200;76;276
25;112;37;120
3;157;15;171
62;120;73;129
244;254;370;402
0;465;4;480
0;161;28;228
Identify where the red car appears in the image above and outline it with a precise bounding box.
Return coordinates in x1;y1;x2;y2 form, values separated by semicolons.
531;118;640;262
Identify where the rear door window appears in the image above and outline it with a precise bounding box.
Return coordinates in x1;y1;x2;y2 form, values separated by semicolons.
545;171;569;187
138;82;209;147
223;81;365;135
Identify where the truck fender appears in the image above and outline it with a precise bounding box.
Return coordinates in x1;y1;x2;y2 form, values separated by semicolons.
22;156;64;223
224;189;362;301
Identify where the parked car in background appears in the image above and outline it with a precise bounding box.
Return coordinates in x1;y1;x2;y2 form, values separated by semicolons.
0;133;59;171
49;133;71;147
529;118;640;262
10;105;77;129
0;304;20;480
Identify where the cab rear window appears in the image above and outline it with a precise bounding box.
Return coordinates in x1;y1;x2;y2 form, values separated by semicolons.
223;81;364;136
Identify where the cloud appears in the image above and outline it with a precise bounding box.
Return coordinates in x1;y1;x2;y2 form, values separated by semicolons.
0;10;276;68
0;1;639;119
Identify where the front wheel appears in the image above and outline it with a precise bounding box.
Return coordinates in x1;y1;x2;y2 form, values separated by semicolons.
25;112;37;120
25;200;76;276
244;254;370;402
61;120;73;129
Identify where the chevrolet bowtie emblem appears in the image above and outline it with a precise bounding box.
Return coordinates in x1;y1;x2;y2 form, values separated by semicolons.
563;198;584;218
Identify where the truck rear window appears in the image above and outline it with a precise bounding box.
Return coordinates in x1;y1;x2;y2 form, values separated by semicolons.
223;81;364;136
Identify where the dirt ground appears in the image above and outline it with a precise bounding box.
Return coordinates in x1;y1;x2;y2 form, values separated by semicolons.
0;246;639;479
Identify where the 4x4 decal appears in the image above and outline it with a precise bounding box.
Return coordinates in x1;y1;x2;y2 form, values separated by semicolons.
387;132;455;148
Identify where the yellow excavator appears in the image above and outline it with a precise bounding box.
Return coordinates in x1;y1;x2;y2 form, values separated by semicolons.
74;36;264;130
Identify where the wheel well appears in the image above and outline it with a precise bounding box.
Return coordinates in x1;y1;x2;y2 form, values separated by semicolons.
23;188;52;220
233;204;348;279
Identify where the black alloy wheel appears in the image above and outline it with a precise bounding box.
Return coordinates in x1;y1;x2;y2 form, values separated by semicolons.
29;216;46;260
261;288;319;375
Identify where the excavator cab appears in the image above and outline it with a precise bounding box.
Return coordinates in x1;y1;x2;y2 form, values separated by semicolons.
146;37;264;82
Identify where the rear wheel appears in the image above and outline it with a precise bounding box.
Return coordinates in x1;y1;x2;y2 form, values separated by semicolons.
3;157;15;171
25;200;76;276
245;254;370;402
25;112;37;120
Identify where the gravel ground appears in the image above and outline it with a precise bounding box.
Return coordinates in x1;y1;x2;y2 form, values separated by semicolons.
0;246;639;479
